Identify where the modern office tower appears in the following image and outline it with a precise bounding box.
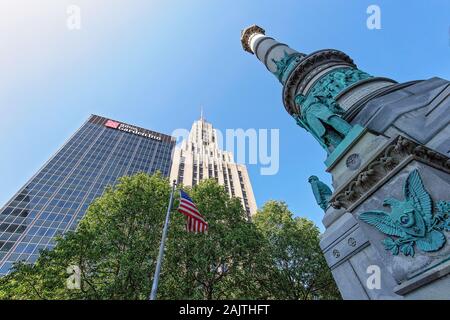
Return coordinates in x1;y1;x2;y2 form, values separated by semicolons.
170;115;257;218
0;115;175;276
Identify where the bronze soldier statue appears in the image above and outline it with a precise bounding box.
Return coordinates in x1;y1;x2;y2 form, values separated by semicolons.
308;175;333;211
295;94;352;153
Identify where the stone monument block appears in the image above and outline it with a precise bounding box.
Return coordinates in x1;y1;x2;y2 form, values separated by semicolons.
241;24;449;299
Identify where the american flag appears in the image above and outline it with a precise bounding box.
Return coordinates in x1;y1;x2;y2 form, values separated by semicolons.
178;190;208;233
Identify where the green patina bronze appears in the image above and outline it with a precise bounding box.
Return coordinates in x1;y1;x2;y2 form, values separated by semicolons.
308;67;372;100
294;94;352;154
308;175;332;211
271;50;305;84
293;67;372;154
359;169;450;257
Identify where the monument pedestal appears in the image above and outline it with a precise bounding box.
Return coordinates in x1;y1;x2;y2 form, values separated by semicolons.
321;134;450;299
240;25;449;299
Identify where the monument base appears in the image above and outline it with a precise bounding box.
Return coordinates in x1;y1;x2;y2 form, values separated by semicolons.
322;135;450;299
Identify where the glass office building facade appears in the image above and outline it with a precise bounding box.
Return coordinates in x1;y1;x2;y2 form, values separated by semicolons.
0;115;175;275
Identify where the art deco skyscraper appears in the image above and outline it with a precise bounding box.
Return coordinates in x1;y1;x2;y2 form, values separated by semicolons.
170;116;257;218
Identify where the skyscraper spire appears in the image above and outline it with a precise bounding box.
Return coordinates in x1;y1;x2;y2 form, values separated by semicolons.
200;106;204;121
169;117;257;218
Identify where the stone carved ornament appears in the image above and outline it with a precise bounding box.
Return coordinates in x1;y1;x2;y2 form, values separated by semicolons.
330;136;450;210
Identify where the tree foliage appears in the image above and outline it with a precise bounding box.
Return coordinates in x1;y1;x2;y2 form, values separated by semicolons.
0;173;169;300
0;173;340;300
253;201;341;299
159;179;264;299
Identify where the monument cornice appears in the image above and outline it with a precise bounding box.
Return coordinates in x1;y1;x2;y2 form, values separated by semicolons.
282;49;355;116
330;135;450;210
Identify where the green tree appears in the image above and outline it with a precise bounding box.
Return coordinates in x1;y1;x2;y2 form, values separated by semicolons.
0;172;170;299
0;175;339;300
253;201;341;300
0;175;266;300
159;179;266;299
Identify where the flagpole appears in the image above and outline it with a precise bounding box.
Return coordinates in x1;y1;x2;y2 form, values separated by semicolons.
149;179;176;300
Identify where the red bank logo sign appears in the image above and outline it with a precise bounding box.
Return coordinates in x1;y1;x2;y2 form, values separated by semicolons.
105;120;120;129
104;119;162;141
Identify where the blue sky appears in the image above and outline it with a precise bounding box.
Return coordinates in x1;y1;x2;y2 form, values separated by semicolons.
0;0;449;229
